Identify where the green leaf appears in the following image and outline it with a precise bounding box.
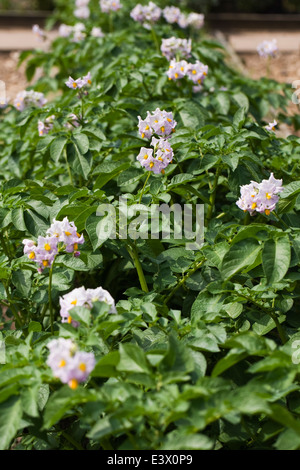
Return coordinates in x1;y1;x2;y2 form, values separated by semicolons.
221;238;261;280
50;136;68;163
0;396;22;450
117;343;150;374
262;235;291;285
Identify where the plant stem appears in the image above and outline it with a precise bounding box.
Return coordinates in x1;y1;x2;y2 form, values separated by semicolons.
127;244;149;293
239;293;288;345
64;148;73;185
164;259;205;305
48;260;55;334
205;166;221;225
151;25;160;53
139;171;151;204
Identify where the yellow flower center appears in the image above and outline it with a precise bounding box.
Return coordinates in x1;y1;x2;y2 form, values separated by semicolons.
175;73;178;79
74;243;78;251
72;83;77;88
29;252;35;260
71;299;77;305
59;359;66;368
65;231;72;236
251;203;257;210
149;162;154;168
69;379;78;390
266;193;272;200
144;155;148;160
145;125;149;130
68;316;72;324
42;260;49;267
44;243;51;251
161;169;165;175
79;363;86;372
161;126;165;133
192;70;196;75
265;209;271;216
142;133;145;138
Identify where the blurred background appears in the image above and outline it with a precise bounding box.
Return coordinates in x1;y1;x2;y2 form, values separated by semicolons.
1;0;300;12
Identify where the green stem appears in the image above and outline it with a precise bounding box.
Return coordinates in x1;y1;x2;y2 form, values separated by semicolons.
164;259;205;305
0;232;11;259
61;430;84;450
48;260;55;334
139;171;151;204
151;25;160;53
239;293;288;344
127;244;149;293
273;211;290;230
205;166;221;225
64;148;73;185
108;12;114;33
3;283;23;328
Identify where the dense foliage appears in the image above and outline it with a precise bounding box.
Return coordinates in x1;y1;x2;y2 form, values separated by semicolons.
0;0;300;451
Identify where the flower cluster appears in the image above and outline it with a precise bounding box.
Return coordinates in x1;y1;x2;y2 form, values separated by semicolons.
137;137;174;175
23;217;84;273
163;7;204;30
166;59;208;92
138;108;177;139
257;39;278;58
100;0;122;13
130;2;161;28
59;285;117;326
75;0;90;19
236;173;284;216
47;338;95;390
65;72;92;91
137;109;176;175
14;90;47;112
59;23;86;42
38;115;55;136
161;37;192;61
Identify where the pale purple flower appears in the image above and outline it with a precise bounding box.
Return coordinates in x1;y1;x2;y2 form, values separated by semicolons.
130;2;161;25
137;147;165;174
265;120;277;131
58;24;73;38
151;136;174;165
32;235;59;272
177;13;189;29
59;285;116;325
65;76;85;90
91;26;104;38
187;12;205;29
138;108;177;139
163;6;181;24
32;24;46;41
161;37;192;61
14;90;47;111
23;239;37;261
100;0;122;13
148;108;177;137
130;4;145;22
72;23;86;42
46;338;95;389
85;287;117;313
257;39;278;58
138;113;153;139
82;72;92;86
47;217;84;255
38;115;55;137
74;6;90;19
236;173;283;216
186;60;208;84
166;59;188;80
